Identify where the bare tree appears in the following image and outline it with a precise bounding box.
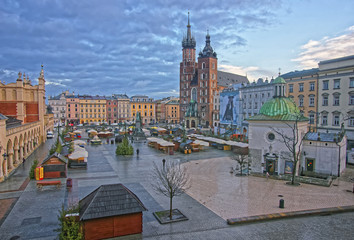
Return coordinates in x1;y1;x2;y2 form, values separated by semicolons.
271;114;307;185
232;147;250;176
151;161;190;220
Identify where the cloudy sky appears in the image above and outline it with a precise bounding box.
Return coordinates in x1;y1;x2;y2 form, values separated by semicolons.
0;0;353;99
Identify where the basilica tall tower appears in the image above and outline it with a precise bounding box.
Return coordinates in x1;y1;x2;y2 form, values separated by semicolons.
179;12;197;122
197;31;218;127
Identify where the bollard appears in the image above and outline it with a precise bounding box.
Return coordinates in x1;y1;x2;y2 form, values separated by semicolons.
279;199;284;208
66;178;72;188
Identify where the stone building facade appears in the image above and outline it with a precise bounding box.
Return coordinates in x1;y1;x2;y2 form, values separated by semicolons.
317;55;354;149
0;68;53;181
240;78;275;121
48;90;74;126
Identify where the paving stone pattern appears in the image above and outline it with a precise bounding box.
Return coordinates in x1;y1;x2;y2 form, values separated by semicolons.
0;134;353;239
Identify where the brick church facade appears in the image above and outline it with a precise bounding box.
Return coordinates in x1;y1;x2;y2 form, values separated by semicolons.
179;13;248;128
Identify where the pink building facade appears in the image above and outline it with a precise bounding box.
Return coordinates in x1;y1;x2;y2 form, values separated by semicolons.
66;96;80;125
106;97;118;124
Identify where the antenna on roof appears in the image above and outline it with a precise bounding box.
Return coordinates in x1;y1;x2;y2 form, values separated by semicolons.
278;68;281;76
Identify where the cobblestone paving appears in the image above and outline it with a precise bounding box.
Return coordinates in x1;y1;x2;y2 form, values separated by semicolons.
0;135;353;239
184;157;354;219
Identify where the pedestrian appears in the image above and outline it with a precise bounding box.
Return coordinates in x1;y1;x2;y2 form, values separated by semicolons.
266;172;269;180
162;159;166;168
136;148;139;155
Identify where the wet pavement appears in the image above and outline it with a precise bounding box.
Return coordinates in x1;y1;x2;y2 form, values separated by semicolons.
0;134;353;239
184;157;354;220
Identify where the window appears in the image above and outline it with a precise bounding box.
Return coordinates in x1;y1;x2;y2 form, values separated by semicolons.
202;62;206;69
323;80;329;90
349;117;354;127
267;133;275;141
299;83;304;92
254;102;258;109
333;95;340;106
299;97;304;107
322;95;328;106
309;96;315;107
350;95;354;105
333;115;340;126
350;78;354;88
289;84;293;93
309;114;314;124
212;62;215;69
333;79;340;89
322;115;328;125
310;82;315;91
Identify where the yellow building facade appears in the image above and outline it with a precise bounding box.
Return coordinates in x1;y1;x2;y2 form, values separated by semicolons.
79;96;106;124
165;99;180;124
283;69;318;130
130;96;155;124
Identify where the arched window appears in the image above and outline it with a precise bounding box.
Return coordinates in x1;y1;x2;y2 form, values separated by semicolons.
202;62;206;69
192;88;197;101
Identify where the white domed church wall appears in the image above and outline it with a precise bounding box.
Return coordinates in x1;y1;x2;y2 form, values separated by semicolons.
248;120;308;175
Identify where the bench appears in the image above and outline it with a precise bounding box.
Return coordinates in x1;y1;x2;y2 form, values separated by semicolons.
36;180;61;190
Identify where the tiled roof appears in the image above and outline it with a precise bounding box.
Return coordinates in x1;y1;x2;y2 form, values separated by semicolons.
79;95;106;100
217;70;248;87
79;184;147;221
319;55;354;65
42;152;68;164
113;94;129;99
281;68;319;79
305;131;345;142
5;116;22;129
0;113;8;120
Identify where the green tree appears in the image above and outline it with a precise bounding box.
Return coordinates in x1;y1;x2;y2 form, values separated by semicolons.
29;160;38;179
56;205;83;240
115;137;133;155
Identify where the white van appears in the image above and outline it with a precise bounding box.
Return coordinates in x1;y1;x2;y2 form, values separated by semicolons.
47;131;54;139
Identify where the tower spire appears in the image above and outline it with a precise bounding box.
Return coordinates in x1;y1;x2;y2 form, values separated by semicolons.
182;11;196;49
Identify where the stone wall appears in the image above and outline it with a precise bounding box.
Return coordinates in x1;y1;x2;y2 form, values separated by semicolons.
249;148;262;173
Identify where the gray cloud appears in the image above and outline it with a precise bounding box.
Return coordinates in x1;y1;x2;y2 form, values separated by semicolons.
0;0;284;99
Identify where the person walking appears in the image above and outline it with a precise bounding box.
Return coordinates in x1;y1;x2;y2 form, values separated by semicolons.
162;159;166;169
136;148;139;155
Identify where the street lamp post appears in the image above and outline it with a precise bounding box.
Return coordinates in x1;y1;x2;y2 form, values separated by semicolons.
2;152;8;180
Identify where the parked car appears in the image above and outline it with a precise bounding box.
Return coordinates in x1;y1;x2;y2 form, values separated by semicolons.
47;131;54;139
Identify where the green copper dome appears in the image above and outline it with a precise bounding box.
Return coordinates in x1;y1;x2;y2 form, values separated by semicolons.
273;76;286;84
260;97;299;116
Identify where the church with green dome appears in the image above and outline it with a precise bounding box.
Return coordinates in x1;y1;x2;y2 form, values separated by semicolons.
247;76;309;176
248;75;347;178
